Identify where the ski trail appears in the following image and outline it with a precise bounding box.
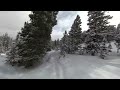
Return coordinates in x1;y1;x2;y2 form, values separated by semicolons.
49;51;66;79
56;56;66;79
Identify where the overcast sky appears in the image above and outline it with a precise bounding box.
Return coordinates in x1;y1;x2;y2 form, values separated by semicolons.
0;11;120;40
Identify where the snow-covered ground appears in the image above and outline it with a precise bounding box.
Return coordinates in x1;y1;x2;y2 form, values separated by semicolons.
0;42;120;79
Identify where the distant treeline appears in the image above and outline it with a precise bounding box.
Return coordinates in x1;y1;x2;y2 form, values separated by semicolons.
0;33;13;53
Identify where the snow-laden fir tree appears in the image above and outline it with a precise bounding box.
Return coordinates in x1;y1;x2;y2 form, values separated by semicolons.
81;31;87;43
86;11;112;56
6;32;20;65
114;23;120;53
107;42;112;53
87;11;112;34
54;40;58;50
114;24;120;48
99;36;110;59
106;25;116;43
61;30;69;54
0;33;13;53
69;15;82;54
56;39;60;50
7;11;58;68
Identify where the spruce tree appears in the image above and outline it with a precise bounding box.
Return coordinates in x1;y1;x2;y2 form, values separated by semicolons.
86;11;112;56
61;30;69;53
87;11;112;33
115;24;120;44
7;11;58;68
106;25;116;42
114;24;120;53
99;37;109;59
69;15;82;53
0;33;13;53
6;33;19;65
56;39;60;50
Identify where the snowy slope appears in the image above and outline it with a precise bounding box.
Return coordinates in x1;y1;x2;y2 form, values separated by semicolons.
0;42;120;79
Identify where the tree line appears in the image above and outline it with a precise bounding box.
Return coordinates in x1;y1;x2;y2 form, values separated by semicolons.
0;33;13;53
56;11;120;59
7;11;120;68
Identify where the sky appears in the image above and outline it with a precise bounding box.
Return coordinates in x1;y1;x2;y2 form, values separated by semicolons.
0;11;120;40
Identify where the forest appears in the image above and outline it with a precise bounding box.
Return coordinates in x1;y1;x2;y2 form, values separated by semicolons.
0;11;120;79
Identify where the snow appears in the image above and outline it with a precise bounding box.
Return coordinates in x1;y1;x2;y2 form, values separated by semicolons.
0;53;6;56
0;42;120;79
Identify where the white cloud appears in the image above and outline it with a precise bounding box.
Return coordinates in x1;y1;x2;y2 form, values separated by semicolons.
52;11;88;40
0;11;31;38
51;30;63;41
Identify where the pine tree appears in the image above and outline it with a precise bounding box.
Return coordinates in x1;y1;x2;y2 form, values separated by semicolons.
6;32;20;65
69;15;82;53
106;25;116;43
0;33;13;53
53;39;60;50
61;30;69;53
114;24;120;53
87;11;112;34
115;24;120;46
3;33;12;51
46;40;52;51
7;11;58;68
86;11;112;56
50;40;54;50
81;31;87;43
99;37;109;59
56;39;60;50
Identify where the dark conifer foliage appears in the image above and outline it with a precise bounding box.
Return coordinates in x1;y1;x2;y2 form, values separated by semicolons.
69;15;82;53
85;11;113;57
7;11;58;68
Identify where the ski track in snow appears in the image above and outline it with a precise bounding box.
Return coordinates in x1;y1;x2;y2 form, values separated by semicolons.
49;51;66;79
0;42;120;79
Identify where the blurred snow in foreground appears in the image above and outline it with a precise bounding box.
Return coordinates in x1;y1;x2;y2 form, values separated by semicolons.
0;42;120;79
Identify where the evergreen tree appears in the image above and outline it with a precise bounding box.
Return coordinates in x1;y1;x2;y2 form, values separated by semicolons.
7;11;58;68
56;39;60;50
86;11;112;56
0;33;13;53
53;39;60;50
69;15;82;53
114;24;120;53
61;30;69;53
106;25;116;42
50;40;54;50
81;31;87;43
87;11;112;34
114;23;120;51
99;37;109;59
46;40;52;51
6;32;21;65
